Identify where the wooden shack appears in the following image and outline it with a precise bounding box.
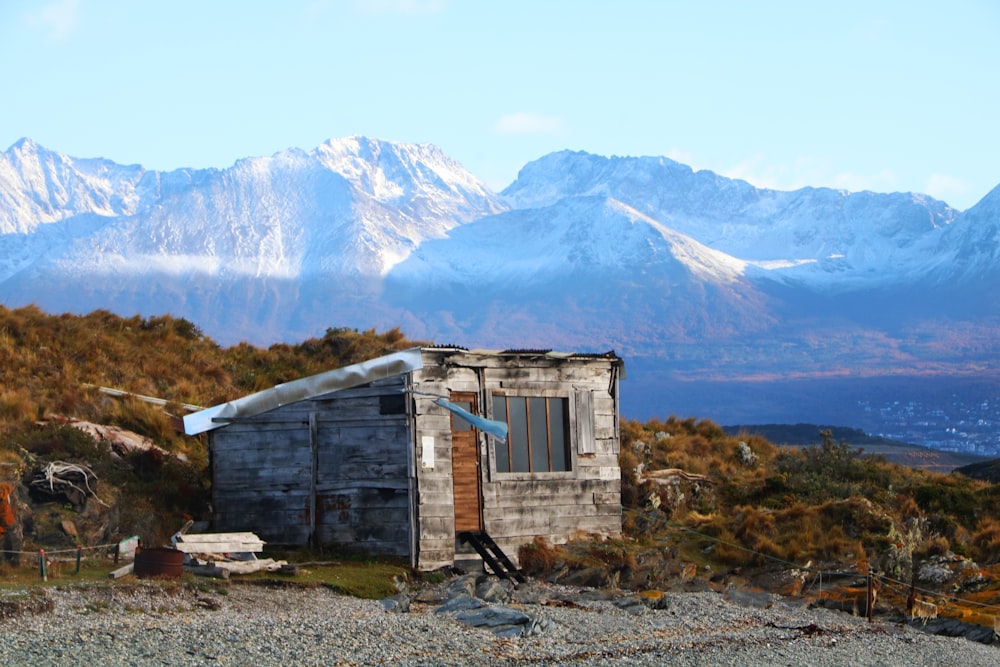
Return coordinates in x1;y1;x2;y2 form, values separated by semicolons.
183;346;624;571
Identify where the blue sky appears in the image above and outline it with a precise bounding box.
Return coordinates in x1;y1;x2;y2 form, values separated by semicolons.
2;0;997;210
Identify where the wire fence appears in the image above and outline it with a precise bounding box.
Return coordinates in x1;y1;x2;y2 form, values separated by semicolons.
1;539;136;581
665;520;1000;625
4;519;1000;632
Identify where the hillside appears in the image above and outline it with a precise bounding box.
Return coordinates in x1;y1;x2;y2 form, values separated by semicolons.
723;423;987;473
956;459;1000;484
0;305;425;552
2;306;999;636
1;137;996;375
3;137;997;456
521;417;1000;637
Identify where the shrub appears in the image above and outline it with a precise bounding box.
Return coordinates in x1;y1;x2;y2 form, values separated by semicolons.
971;518;1000;564
518;537;562;575
14;424;109;466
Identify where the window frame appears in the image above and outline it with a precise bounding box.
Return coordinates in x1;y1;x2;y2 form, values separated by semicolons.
489;390;575;478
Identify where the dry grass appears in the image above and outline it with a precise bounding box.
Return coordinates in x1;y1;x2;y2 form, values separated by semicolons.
518;537;563;576
0;305;426;554
618;415;1000;580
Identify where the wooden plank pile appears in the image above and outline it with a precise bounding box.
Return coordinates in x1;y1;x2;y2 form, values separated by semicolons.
173;531;289;578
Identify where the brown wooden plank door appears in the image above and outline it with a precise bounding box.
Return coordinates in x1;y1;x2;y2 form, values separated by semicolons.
450;392;483;533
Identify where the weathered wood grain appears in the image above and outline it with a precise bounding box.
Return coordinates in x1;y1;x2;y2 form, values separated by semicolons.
209;348;623;568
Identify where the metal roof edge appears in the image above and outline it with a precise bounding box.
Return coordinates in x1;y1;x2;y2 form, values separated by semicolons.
183;347;424;436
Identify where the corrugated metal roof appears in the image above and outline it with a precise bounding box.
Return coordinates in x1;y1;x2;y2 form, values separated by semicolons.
182;348;424;435
182;346;624;436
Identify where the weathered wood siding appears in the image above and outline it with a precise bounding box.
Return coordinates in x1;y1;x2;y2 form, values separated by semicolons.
210;377;413;555
209;347;623;571
411;350;622;570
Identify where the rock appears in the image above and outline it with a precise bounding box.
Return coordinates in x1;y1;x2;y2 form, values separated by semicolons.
379;593;410;614
446;574;477;598
737;441;758;467
454;605;548;637
455;605;530;628
917;561;954;585
510;581;551;605
60;520;78;538
413;586;448;604
612;596;648;615
723;588;774;609
560;566;618;589
912;617;1000;645
434;594;484;614
475;578;513;603
634;589;671;610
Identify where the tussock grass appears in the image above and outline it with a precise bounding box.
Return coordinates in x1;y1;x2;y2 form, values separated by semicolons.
0;305;425;553
620;417;1000;574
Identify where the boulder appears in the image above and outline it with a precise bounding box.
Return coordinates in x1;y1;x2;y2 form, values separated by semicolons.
378;593;410;614
454;605;552;638
434;594;485;614
475;577;513;603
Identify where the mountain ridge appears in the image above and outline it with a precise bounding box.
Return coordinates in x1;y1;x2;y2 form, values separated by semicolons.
1;136;997;433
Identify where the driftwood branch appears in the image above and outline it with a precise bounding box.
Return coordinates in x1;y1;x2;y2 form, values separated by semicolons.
642;468;712;484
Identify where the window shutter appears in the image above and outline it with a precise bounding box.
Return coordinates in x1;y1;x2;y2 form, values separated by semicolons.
574;390;596;455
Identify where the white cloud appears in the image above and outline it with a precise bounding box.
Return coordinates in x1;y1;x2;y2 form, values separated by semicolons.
924;173;970;204
26;0;80;42
355;0;447;15
665;149;696;166
830;168;898;193
720;155;900;195
493;112;563;135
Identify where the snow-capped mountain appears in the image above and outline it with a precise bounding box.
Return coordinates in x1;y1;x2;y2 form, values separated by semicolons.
0;136;504;283
0;136;996;398
502;150;962;290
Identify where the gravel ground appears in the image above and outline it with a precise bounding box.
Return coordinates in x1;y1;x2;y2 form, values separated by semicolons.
1;581;997;666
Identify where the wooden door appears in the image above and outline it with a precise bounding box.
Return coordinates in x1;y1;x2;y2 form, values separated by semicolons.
450;392;483;533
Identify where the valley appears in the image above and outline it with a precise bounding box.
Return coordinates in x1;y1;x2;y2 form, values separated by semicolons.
1;137;997;459
624;368;1000;458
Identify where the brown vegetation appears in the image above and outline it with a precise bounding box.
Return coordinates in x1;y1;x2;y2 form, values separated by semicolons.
0;305;423;553
4;305;1000;625
619;418;1000;569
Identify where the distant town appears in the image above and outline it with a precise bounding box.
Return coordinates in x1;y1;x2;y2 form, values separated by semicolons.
860;395;1000;457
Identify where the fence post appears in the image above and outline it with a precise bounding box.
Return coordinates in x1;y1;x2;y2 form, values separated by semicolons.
75;545;82;574
39;549;47;582
866;569;875;623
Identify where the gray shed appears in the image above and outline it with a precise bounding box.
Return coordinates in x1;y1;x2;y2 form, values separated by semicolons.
184;346;625;571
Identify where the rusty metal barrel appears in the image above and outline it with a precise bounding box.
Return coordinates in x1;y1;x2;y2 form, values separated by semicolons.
134;547;184;579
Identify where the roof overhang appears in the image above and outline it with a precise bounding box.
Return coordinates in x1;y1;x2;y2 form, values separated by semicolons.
183;347;424;435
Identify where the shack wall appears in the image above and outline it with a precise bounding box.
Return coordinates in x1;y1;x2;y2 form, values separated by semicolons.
411;350;622;570
210;376;413;555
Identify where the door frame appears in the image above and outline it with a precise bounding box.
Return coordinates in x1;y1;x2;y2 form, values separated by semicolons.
450;391;483;533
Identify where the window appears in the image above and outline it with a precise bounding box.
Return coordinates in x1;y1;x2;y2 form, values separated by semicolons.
491;395;570;473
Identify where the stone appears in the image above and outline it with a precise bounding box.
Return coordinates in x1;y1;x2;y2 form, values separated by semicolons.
434;594;484;614
510;581;550;605
475;578;512;603
560;566;617;589
737;441;758;467
454;605;545;637
917;561;953;585
634;589;671;610
612;596;647;615
446;574;477;597
455;605;530;628
723;588;774;609
61;520;78;538
379;593;410;614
